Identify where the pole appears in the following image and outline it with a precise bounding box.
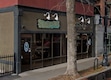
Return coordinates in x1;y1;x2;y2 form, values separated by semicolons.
102;2;109;66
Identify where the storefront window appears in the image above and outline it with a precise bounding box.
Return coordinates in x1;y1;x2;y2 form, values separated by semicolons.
53;34;60;57
21;33;67;71
77;33;92;59
43;34;51;58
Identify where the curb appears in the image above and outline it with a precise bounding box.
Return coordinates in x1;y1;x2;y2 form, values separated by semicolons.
76;67;111;80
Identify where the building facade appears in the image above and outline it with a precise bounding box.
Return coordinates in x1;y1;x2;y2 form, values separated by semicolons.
95;0;111;56
0;0;94;74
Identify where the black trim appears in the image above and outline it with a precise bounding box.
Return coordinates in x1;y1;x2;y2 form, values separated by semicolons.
20;30;66;34
14;6;22;74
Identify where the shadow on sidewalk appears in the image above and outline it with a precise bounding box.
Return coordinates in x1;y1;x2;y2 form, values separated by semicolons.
0;74;21;80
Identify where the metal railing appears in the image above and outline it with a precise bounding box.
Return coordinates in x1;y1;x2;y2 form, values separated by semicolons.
94;58;99;70
0;55;14;77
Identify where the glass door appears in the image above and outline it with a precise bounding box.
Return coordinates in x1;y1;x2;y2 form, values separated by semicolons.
21;34;32;72
77;33;92;59
25;33;67;70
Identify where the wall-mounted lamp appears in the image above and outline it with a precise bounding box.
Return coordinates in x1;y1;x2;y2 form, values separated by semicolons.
78;16;84;23
52;13;59;21
78;16;90;24
44;12;59;21
85;18;90;24
78;16;91;30
44;12;50;20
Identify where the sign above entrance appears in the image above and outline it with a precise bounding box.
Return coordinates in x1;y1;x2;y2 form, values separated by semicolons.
37;19;60;29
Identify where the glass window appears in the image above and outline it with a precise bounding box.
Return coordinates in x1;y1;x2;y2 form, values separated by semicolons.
107;34;111;54
21;33;67;71
33;34;42;60
77;33;92;59
53;34;60;57
43;34;51;58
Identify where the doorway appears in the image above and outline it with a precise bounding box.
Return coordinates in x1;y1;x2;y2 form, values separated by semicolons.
77;33;92;59
21;34;32;72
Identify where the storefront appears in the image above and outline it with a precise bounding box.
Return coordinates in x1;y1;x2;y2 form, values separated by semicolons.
75;15;95;59
0;0;94;73
76;33;93;59
19;9;94;72
18;10;67;71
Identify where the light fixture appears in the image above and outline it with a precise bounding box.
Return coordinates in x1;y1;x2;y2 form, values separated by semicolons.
78;16;84;23
85;18;90;24
44;12;50;20
52;13;59;20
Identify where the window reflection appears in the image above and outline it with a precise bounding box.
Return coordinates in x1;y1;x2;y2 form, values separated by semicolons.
53;34;60;57
21;33;67;70
43;34;51;58
77;33;92;59
32;34;66;60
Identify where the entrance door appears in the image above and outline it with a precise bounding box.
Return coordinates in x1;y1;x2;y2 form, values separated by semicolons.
21;34;32;72
77;33;92;59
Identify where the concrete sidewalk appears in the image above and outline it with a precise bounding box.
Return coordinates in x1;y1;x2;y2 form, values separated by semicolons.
16;63;66;80
0;58;96;80
0;63;66;80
